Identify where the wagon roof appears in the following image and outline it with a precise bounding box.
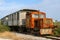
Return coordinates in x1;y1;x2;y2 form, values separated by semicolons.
20;9;39;12
1;9;39;19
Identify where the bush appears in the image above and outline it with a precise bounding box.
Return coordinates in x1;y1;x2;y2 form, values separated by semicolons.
0;20;10;32
54;27;60;36
53;21;60;36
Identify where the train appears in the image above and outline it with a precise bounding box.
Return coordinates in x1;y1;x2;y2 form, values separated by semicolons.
1;9;54;35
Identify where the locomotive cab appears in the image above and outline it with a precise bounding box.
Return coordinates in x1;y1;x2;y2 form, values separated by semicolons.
26;12;46;29
26;11;54;35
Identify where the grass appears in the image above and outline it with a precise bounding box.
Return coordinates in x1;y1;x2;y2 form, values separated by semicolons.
0;20;10;32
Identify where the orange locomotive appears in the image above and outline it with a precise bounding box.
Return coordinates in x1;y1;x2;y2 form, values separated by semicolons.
26;11;54;35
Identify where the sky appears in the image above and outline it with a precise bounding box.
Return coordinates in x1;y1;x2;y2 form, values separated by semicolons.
0;0;60;21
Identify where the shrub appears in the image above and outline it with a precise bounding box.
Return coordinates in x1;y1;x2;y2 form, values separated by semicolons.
54;27;60;36
0;20;10;32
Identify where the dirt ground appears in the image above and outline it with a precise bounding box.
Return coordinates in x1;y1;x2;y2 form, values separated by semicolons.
0;31;20;40
0;31;52;40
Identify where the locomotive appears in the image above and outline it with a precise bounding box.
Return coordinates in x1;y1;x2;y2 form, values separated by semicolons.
1;9;54;35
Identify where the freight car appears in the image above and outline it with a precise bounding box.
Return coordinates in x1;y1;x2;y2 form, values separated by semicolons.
1;9;54;35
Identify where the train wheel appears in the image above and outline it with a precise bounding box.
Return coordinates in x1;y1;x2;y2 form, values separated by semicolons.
26;28;31;34
30;30;34;35
18;27;27;34
30;29;40;36
18;27;22;33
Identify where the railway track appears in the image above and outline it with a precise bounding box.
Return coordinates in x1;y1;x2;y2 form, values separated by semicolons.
43;36;60;40
15;32;60;40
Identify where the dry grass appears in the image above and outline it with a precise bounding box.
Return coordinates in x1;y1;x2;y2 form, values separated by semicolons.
0;31;22;40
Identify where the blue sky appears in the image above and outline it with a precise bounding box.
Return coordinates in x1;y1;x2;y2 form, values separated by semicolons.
0;0;60;21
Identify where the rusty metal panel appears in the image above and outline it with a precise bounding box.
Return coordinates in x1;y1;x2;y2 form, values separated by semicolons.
40;29;53;35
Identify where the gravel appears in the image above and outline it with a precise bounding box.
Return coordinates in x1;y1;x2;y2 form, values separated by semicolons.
15;33;52;40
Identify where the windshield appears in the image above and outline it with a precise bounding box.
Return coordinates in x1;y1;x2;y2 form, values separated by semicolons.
32;14;44;18
39;14;44;18
32;14;38;18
